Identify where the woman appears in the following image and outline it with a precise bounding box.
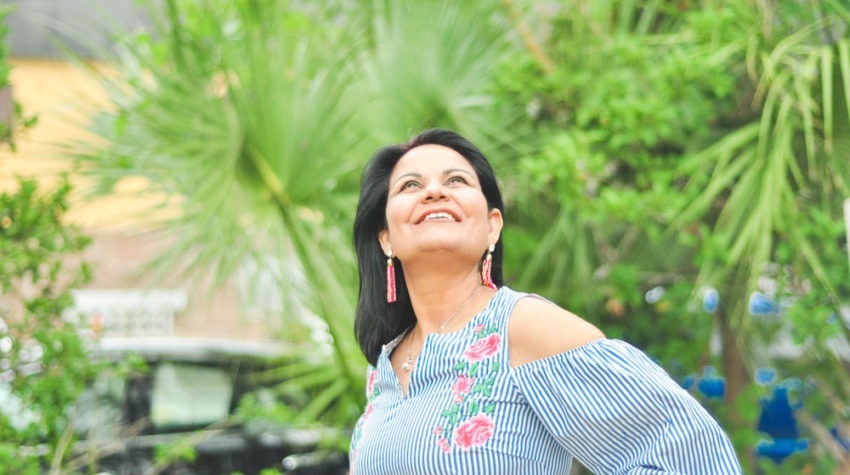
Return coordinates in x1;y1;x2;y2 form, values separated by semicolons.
349;129;742;474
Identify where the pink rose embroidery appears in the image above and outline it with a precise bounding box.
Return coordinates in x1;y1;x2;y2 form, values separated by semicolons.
454;414;494;450
463;334;502;362
366;370;377;396
474;324;486;333
452;374;474;396
438;437;451;453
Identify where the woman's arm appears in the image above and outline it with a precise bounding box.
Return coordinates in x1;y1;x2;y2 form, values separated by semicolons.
508;297;742;474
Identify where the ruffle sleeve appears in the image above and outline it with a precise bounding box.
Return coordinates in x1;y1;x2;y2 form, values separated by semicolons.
509;339;742;475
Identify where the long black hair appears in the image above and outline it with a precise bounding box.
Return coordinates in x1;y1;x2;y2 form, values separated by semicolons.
353;129;505;365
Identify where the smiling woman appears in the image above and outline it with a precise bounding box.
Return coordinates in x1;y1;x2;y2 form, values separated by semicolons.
348;129;743;475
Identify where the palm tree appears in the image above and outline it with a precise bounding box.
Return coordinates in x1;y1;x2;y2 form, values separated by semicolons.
70;0;518;447
74;0;369;435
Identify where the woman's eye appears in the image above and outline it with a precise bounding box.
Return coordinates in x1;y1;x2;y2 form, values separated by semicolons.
447;176;467;185
400;180;420;190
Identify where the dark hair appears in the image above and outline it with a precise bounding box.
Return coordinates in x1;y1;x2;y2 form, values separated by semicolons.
353;129;505;365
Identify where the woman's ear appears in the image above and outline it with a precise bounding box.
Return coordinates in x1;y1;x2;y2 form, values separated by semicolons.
487;208;503;246
378;228;390;254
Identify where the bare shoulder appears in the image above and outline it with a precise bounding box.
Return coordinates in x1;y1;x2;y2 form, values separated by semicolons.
508;295;605;368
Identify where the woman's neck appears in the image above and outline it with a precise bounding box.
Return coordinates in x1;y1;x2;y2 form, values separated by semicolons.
401;266;488;334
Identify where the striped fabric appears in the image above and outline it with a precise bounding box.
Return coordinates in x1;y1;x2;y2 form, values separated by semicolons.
349;287;742;474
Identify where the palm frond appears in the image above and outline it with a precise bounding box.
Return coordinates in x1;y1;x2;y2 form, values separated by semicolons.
72;0;369;434
356;0;517;150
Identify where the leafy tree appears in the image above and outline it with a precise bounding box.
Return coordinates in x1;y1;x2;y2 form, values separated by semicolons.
0;178;95;474
495;0;850;471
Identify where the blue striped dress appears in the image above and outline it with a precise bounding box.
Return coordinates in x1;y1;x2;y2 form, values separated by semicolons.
349;287;742;474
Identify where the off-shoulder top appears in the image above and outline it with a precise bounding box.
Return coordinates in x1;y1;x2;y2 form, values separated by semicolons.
348;286;742;474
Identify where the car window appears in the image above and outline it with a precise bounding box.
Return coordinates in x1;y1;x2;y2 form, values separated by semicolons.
151;362;233;429
73;373;125;439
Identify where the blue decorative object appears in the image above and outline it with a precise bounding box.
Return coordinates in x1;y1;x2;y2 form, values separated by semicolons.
757;387;800;439
644;286;664;304
755;438;809;464
748;291;781;316
755;385;810;464
697;367;725;399
755;367;777;386
680;374;696;391
702;287;719;313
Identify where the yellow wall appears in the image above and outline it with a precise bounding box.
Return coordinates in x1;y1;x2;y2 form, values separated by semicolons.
1;58;270;341
1;58;101;186
0;58;177;232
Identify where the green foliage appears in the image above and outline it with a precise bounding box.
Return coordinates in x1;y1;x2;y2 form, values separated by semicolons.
76;0;370;446
153;439;197;466
356;0;516;151
0;4;38;147
499;1;740;322
495;0;850;470
0;178;95;474
0;4;11;88
73;0;521;448
62;0;850;471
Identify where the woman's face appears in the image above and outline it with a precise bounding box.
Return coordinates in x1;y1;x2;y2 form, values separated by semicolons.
378;144;502;263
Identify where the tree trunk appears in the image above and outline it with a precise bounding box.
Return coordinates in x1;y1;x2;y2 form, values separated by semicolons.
718;305;754;471
719;307;750;412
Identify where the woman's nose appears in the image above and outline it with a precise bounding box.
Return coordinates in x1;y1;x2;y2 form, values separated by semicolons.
422;180;447;202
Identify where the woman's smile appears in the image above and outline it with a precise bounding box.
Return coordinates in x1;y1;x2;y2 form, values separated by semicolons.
417;209;459;223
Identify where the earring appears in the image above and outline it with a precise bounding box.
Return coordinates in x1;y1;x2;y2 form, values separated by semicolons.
385;248;397;303
481;244;496;289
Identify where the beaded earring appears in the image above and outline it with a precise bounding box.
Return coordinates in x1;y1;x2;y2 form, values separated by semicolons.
481;244;496;289
385;248;397;303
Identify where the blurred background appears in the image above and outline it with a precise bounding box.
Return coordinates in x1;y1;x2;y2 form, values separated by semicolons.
1;1;849;474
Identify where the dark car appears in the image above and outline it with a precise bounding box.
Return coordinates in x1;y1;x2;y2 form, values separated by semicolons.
18;336;348;475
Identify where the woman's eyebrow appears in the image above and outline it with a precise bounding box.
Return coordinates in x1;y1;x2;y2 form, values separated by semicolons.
391;172;422;186
443;168;475;177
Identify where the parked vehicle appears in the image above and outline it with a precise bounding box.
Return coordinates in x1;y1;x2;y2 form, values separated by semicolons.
2;336;348;475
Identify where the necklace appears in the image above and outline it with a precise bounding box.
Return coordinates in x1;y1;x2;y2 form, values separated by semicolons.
401;285;483;372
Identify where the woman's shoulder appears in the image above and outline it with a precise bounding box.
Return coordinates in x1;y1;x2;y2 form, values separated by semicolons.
506;292;604;368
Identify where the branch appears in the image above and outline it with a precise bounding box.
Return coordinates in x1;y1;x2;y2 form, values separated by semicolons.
502;0;555;75
796;410;850;469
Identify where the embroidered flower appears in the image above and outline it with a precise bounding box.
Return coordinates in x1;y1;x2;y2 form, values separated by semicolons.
434;325;502;454
452;374;474;397
454;414;495;450
366;369;377;398
463;334;501;362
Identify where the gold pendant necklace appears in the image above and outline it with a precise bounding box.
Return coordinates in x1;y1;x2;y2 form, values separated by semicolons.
401;285;483;372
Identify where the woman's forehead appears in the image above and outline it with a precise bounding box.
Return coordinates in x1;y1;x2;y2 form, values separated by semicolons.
393;144;473;174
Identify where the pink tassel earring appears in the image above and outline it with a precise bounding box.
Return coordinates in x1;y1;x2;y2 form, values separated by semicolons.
481;244;496;289
385;248;397;303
